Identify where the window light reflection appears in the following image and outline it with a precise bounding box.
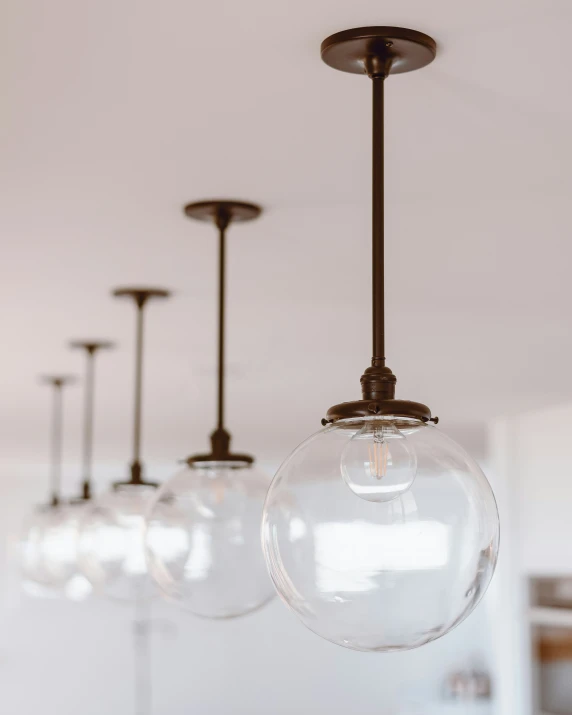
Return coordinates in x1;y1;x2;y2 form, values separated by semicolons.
315;520;450;592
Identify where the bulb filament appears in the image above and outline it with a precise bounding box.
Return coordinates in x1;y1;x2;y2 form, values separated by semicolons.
368;431;389;480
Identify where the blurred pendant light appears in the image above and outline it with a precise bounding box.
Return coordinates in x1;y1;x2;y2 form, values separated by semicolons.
20;374;76;598
261;27;500;651
32;341;114;601
145;200;275;618
78;288;170;602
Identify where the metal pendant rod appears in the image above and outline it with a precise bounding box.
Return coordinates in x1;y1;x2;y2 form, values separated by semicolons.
215;208;231;431
70;341;114;500
50;380;64;506
321;27;438;422
41;376;74;506
82;348;96;498
182;199;260;465
372;75;385;365
132;297;146;475
113;287;169;487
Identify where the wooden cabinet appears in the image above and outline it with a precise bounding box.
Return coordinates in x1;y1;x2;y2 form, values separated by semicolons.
530;577;572;714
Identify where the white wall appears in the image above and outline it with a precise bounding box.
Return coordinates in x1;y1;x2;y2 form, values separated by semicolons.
487;403;572;715
0;458;495;715
487;418;531;715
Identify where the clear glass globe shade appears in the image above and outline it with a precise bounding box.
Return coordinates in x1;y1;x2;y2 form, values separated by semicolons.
341;419;417;502
262;418;500;652
78;484;159;602
20;504;92;601
145;462;275;618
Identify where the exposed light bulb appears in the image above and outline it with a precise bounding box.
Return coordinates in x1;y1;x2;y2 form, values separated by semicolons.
340;420;417;502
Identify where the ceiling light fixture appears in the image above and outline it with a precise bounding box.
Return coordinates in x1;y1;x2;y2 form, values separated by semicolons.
78;288;170;602
20;374;76;598
145;200;275;618
33;340;116;601
261;27;500;652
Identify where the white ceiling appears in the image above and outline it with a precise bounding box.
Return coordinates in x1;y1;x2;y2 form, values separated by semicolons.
2;0;571;474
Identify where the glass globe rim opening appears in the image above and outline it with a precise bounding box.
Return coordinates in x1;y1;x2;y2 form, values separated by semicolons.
186;459;253;471
112;483;159;496
331;415;428;432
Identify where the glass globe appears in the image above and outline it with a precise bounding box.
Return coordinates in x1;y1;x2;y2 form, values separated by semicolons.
20;504;92;601
261;417;499;652
145;461;275;618
78;484;159;602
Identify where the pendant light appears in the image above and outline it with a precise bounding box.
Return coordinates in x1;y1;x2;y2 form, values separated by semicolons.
261;27;500;652
145;200;275;619
30;341;114;601
78;288;170;602
20;375;76;597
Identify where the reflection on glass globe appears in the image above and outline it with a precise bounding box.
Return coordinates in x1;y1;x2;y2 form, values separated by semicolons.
78;484;159;602
341;419;417;502
145;462;275;618
262;417;499;652
20;504;92;601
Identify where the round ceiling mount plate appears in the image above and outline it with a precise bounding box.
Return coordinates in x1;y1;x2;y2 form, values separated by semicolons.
40;374;76;386
184;200;262;224
70;340;115;351
321;26;436;75
113;287;171;300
